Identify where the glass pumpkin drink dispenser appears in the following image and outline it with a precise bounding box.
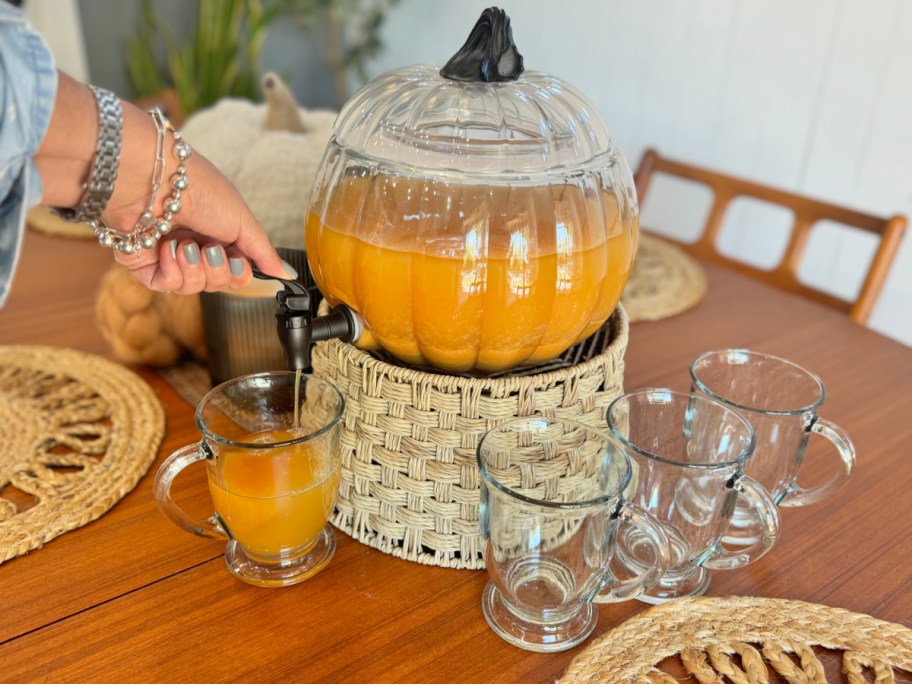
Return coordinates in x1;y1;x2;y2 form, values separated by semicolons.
304;8;638;374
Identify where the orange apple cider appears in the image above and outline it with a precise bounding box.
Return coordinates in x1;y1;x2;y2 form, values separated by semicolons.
208;428;340;559
306;173;638;373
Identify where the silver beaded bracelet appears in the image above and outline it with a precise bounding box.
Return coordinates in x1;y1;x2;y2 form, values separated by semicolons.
89;108;192;255
51;86;123;223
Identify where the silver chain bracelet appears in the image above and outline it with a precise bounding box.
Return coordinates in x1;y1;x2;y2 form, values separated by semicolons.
51;86;123;223
89;108;192;255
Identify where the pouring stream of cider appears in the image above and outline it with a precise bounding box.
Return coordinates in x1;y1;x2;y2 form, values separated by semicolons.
294;368;303;428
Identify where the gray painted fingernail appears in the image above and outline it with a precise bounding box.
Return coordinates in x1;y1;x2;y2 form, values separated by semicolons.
168;239;177;259
205;245;225;267
183;242;200;265
229;257;245;276
281;260;298;279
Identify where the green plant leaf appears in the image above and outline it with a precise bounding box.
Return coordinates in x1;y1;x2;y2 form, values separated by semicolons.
123;0;399;116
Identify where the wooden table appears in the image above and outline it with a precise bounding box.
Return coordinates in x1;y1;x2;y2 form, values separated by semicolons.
1;231;910;682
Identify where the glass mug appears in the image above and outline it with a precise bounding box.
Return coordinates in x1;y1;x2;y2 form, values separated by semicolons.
477;417;669;653
606;389;780;603
690;350;855;544
154;372;344;587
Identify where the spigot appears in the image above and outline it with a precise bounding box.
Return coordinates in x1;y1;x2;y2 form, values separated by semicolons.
251;264;361;371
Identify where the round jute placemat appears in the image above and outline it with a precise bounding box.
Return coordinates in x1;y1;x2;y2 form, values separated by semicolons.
0;346;165;564
27;205;95;239
559;596;912;684
621;232;707;322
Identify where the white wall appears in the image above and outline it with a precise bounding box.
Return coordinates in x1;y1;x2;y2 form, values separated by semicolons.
23;0;89;82
366;0;912;345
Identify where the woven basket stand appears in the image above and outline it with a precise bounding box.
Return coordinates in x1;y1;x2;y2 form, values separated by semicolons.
310;306;629;569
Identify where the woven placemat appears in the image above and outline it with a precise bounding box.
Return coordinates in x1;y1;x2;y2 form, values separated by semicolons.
0;346;165;563
27;205;95;239
621;232;707;322
560;596;912;683
159;361;212;408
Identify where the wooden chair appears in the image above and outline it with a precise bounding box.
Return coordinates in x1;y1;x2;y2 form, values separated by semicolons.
633;148;908;324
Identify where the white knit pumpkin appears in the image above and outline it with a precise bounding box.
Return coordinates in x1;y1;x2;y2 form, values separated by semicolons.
180;73;336;248
96;74;335;365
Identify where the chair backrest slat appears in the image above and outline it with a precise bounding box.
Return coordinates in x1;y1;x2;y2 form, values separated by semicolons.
633;148;908;324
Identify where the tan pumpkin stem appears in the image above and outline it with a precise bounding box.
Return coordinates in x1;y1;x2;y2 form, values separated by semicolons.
262;71;307;133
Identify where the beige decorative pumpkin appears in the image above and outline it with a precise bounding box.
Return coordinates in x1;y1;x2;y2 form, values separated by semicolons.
95;73;336;365
180;73;337;249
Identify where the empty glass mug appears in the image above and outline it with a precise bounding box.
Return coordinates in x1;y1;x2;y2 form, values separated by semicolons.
690;350;855;544
154;372;344;587
477;417;669;652
607;389;780;603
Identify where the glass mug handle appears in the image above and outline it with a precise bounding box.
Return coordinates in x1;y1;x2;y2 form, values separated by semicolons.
593;504;670;603
782;416;856;508
153;442;227;540
703;475;781;571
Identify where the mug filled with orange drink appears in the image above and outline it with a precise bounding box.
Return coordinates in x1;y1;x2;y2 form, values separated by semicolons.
153;372;344;587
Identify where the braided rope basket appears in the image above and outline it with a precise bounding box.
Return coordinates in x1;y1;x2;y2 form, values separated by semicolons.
310;306;629;569
560;596;912;683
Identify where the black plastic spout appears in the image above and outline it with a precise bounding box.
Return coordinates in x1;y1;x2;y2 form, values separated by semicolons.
252;263;359;371
274;286;315;371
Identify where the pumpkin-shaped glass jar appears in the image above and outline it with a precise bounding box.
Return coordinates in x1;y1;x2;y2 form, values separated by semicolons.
305;9;638;373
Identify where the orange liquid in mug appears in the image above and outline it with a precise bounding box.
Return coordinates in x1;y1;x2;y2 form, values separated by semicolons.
208;428;339;558
306;175;637;372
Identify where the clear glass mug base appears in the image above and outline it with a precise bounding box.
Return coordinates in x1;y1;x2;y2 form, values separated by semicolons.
481;581;597;653
637;566;711;605
224;525;336;588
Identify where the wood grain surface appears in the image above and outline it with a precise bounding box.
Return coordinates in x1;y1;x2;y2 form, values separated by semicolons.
1;229;909;682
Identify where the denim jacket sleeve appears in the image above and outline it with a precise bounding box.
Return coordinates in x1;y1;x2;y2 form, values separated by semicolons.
0;4;58;308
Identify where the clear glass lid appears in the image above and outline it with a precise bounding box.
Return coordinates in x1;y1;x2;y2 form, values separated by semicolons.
329;8;615;177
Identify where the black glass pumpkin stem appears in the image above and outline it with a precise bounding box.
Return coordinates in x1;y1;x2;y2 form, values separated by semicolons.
440;7;525;83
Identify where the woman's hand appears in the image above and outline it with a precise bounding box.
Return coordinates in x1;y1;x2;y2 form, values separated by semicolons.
104;141;288;294
37;72;289;295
